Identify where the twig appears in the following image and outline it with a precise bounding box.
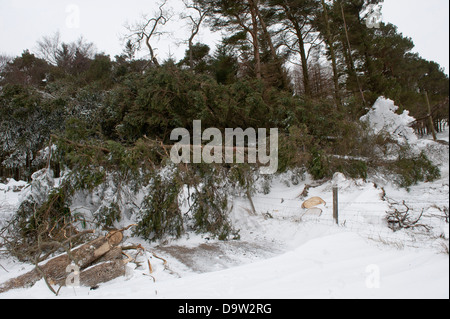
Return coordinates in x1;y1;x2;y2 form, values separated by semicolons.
34;262;58;296
152;252;167;266
0;263;8;273
386;201;431;232
147;258;154;274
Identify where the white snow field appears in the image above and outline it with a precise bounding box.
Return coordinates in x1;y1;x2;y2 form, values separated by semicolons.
0;98;448;299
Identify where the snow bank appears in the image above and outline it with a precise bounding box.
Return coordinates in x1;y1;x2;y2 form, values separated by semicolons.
0;179;30;227
1;231;447;299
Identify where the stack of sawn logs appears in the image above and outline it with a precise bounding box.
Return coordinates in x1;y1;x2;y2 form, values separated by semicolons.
0;229;129;294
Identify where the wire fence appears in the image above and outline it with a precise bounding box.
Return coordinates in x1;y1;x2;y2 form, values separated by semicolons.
242;195;449;251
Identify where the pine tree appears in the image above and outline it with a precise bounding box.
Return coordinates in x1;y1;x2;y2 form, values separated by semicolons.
197;0;263;79
268;0;320;97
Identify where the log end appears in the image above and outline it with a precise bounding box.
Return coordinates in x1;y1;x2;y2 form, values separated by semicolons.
107;231;124;247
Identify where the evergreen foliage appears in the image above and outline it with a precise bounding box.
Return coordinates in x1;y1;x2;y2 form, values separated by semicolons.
0;0;447;245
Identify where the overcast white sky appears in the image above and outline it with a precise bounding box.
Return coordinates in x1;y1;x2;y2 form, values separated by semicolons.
0;0;448;74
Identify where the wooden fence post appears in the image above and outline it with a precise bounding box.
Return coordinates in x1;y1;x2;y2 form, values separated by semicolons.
333;186;339;225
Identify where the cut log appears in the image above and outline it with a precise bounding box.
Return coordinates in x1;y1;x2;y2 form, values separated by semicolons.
79;260;126;288
0;230;125;294
301;197;326;209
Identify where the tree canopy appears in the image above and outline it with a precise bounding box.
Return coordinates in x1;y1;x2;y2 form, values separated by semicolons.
0;0;447;242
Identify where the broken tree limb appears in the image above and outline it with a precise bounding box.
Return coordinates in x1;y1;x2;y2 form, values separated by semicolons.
0;229;127;294
50;134;111;154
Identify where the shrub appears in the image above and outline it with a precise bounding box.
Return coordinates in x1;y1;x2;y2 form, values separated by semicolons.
333;158;368;180
391;151;441;188
2;182;84;262
308;148;330;180
134;174;184;242
190;165;236;240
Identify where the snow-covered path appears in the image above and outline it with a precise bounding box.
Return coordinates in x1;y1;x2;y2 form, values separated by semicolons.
1;229;447;299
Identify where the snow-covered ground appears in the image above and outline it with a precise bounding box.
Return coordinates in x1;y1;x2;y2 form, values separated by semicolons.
0;99;449;299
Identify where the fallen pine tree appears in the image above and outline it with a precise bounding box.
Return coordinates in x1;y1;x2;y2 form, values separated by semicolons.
0;226;134;295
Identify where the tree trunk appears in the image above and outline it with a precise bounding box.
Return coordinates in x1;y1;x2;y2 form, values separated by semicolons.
282;3;311;96
146;36;160;67
248;0;262;79
321;0;341;108
189;40;194;70
297;31;311;97
425;91;438;141
78;260;125;288
340;1;366;107
255;5;290;90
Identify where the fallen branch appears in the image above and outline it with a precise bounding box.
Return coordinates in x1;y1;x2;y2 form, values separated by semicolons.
386;201;431;232
0;263;8;273
50;134;111;154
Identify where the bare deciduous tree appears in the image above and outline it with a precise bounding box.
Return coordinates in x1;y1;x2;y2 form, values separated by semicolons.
181;0;210;70
0;54;13;75
124;0;172;67
35;31;96;68
35;31;62;66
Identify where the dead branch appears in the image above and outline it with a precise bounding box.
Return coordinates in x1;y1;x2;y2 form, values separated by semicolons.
0;263;8;273
124;0;171;66
386;201;431;232
181;0;210;69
